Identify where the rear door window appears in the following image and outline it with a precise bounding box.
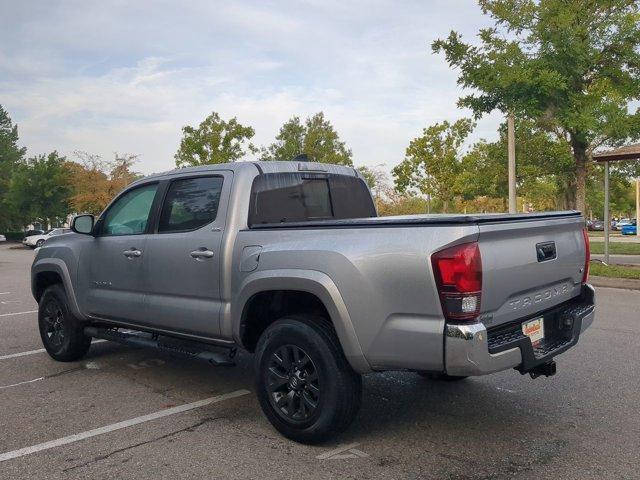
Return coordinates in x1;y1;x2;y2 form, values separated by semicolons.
158;176;224;233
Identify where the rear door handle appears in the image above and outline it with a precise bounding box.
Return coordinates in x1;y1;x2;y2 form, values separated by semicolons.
123;249;142;258
190;249;214;259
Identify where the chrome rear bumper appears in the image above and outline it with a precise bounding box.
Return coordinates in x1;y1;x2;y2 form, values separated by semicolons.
444;284;595;377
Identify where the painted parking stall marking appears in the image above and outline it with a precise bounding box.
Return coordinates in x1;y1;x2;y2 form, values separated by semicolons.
0;310;37;318
316;442;369;460
0;340;107;361
0;377;45;390
0;389;251;463
0;348;47;360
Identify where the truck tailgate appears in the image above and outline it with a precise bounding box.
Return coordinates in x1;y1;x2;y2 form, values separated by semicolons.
477;214;587;329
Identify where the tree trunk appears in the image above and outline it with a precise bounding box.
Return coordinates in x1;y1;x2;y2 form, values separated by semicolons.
571;139;588;212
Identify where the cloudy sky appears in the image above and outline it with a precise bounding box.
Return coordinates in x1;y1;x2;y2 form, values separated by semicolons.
0;0;504;175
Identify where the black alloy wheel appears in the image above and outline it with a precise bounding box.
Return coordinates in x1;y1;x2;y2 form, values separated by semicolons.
255;315;362;443
38;284;92;361
266;345;320;423
42;297;66;349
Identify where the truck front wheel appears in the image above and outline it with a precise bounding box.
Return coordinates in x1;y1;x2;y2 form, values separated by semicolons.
38;284;91;362
255;315;362;444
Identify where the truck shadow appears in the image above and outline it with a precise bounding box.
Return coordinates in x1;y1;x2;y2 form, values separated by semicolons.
83;342;572;461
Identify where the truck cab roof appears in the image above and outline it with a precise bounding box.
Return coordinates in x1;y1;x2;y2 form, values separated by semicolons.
132;161;360;187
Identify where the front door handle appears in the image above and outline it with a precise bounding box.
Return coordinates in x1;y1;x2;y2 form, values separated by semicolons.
123;249;142;258
190;249;214;259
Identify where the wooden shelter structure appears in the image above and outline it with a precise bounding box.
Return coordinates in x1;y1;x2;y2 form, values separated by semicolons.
593;143;640;264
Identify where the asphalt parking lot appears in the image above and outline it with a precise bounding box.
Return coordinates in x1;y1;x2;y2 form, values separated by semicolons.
0;244;639;480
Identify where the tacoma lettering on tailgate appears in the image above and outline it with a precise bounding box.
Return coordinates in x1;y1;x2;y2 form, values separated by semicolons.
508;283;570;311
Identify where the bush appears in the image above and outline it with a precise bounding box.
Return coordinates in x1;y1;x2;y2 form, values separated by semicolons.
3;231;26;241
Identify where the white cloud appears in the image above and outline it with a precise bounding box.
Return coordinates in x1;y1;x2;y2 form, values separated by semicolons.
0;0;502;175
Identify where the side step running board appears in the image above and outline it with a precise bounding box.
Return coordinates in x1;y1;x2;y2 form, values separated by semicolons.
84;326;236;366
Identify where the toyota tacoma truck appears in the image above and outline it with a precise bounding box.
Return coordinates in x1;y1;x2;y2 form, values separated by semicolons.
31;160;594;443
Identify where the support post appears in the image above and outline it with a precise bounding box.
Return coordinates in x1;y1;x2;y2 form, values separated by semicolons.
604;161;610;264
507;114;516;213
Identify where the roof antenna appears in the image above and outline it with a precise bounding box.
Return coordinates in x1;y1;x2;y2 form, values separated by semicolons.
292;154;309;162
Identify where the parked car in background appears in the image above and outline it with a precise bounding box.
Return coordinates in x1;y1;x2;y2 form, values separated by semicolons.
621;221;637;235
24;229;45;237
0;234;6;242
588;220;605;231
23;228;71;248
613;218;632;231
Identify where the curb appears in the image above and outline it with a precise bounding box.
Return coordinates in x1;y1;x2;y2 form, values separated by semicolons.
590;275;640;291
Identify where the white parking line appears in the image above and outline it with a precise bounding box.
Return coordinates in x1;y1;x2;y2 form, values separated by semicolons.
0;340;107;361
0;310;37;318
0;377;44;390
0;389;250;463
0;348;46;360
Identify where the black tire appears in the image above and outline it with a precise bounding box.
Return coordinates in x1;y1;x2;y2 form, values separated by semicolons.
35;239;45;248
417;371;468;381
255;315;362;444
38;284;91;362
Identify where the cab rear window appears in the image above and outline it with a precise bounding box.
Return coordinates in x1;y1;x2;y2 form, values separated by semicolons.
248;172;376;226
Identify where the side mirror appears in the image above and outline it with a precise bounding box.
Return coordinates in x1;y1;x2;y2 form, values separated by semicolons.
71;214;95;235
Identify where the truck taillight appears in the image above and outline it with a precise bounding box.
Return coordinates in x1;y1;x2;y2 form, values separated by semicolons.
431;242;482;323
582;227;590;283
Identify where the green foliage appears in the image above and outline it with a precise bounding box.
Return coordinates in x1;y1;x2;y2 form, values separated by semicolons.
590;242;640;255
393;117;592;213
377;194;430;217
3;231;27;241
393;119;474;211
357;164;389;200
590;262;640;280
175;112;256;167
261;112;353;165
586;162;639;218
358;165;377;189
0;105;27;230
433;0;640;211
463;119;575;209
7;152;71;227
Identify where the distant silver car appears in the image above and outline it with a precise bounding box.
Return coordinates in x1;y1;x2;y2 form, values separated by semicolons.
0;234;6;242
31;161;595;443
613;218;632;231
23;228;71;248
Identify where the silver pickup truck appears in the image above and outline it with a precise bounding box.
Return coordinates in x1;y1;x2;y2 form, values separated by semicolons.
31;161;594;443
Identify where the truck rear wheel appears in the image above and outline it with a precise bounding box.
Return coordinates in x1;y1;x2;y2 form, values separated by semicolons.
255;315;362;444
38;284;91;362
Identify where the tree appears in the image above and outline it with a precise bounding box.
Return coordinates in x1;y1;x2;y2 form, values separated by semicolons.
109;153;140;197
357;164;388;199
7;152;71;228
377;192;430;217
175;112;256;167
461;119;575;210
393;119;474;212
432;0;640;211
0;105;27;230
67;151;140;215
261;112;353;165
586;161;640;218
